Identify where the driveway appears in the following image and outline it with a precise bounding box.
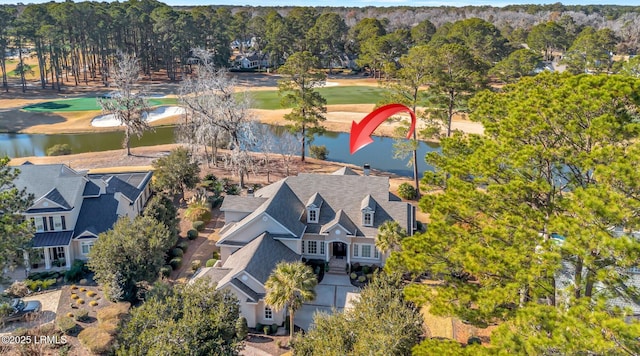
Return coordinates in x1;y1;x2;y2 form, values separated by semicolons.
296;274;360;331
0;290;62;335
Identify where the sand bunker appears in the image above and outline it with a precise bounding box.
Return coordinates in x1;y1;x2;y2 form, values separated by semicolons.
91;106;185;127
324;81;339;87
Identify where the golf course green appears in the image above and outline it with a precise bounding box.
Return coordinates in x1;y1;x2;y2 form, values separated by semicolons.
248;86;388;110
22;97;178;112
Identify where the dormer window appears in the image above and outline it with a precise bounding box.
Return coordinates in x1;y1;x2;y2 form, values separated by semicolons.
363;212;373;226
308;208;319;223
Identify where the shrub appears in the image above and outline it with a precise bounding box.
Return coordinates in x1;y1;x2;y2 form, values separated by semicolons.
351;263;361;271
366;273;374;281
56;316;76;334
203;173;217;182
225;185;241;195
46;143;72;156
79;326;114;354
362;266;370;274
87;291;97;297
206;259;217;267
212;251;220;260
350;273;357;280
177;240;189;251
66;312;74;318
191;260;201;271
97;302;130;324
270;323;279;334
160;265;172;277
171;248;184;258
71;294;79;300
263;325;270;335
90;301;98;307
79;287;87;292
358;275;367;283
24;279;40;292
184;194;211;222
397;182;417;200
468;336;482;345
255;323;263;333
100;318;120;335
77;299;85;305
71;285;78;290
192;221;205;231
236;316;249;340
309;145;329;160
187;229;198;240
75;309;89;322
41;278;56;289
416;221;424;231
65;260;87;283
169;257;182;270
79;279;88;285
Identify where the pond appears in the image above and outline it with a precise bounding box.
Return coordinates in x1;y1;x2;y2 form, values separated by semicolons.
0;126;439;177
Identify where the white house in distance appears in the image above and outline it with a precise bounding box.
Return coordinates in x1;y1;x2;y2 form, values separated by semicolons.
193;166;416;328
10;163;152;272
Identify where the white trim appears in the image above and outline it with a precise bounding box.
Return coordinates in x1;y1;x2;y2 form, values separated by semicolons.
73;231;99;239
218;212;297;245
323;223;354;236
264;306;273;320
31;195;66;210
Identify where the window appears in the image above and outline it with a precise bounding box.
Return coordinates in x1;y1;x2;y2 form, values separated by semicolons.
61;216;66;230
35;217;43;232
363;212;373;226
320;241;325;255
308;241;317;254
49;216;55;230
307;209;318;223
361;245;371;258
353;244;359;257
42;217;48;231
81;242;94;255
301;241;305;254
374;247;379;259
264;306;273;320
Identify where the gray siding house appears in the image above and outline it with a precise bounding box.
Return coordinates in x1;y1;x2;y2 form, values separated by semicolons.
193;167;416;328
11;163;152;272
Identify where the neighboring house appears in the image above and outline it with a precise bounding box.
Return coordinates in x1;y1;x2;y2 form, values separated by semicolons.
11;163;152;271
193;166;416;328
552;229;640;318
232;52;270;70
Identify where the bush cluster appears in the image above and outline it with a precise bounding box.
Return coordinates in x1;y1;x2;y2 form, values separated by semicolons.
397;182;417;200
169;257;182;270
177;240;189;251
205;259;217;267
191;260;201;272
160;265;172;277
171;248;184;258
79;326;113;354
65;259;89;283
46;143;72;156
192;221;205;231
56;316;76;334
187;229;198;240
23;278;56;292
74;309;89;322
309;145;329;160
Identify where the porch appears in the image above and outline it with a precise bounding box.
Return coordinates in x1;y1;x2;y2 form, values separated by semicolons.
25;231;74;272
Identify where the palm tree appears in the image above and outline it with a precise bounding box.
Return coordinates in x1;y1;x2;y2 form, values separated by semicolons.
375;220;408;256
265;261;317;340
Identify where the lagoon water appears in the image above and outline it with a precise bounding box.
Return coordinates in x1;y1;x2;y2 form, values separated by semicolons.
0;125;438;177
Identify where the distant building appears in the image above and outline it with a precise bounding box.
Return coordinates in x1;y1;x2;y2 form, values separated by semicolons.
10;163;152;271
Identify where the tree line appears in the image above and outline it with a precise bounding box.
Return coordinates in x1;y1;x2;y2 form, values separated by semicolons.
2;1;640;93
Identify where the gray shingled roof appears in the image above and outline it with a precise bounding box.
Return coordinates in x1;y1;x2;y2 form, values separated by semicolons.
306;192;324;208
73;195;119;237
44;188;71;209
320;209;357;235
230;278;264;302
258;173;411;237
83;181;101;196
32;231;73;247
12;164;86;212
221;195;268;212
88;172;152;202
216;232;300;292
361;194;377;211
332;166;360;176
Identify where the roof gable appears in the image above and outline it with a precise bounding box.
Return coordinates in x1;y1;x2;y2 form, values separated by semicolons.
320;209;357;235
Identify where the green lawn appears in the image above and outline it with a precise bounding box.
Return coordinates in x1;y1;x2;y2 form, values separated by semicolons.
22;97;178;112
248;86;388;110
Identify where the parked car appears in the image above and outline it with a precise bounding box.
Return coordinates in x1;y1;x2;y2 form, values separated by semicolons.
0;299;42;323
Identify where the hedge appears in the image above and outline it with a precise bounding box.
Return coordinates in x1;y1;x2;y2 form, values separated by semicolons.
206;259;217;267
171;248;184;258
192;221;205;231
169;257;182;270
187;229;198;240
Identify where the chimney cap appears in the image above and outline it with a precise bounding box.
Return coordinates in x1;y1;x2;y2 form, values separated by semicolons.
364;163;371;169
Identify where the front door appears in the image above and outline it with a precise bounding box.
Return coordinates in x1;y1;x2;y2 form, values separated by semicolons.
333;242;346;258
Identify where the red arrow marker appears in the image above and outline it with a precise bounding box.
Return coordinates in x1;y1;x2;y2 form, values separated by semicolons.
349;103;416;154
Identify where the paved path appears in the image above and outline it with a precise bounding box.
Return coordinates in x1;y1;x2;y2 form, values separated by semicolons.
240;344;274;356
296;274;359;331
0;290;62;335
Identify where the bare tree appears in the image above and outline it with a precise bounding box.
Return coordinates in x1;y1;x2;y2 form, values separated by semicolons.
276;130;302;177
99;52;150;156
180;48;254;187
251;122;277;183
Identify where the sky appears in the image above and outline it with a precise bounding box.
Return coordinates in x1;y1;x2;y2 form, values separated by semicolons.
0;0;639;6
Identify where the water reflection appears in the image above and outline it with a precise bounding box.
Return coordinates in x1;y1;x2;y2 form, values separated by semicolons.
0;125;438;177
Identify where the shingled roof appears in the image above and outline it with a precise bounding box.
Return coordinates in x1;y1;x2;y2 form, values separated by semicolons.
12;164;86;212
73;195;120;237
